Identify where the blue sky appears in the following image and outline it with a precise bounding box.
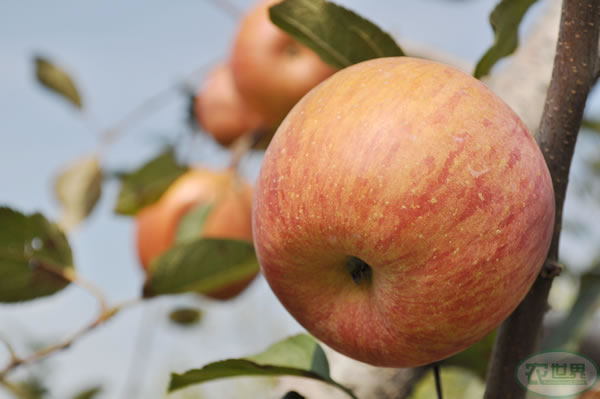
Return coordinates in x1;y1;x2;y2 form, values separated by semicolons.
1;1;598;398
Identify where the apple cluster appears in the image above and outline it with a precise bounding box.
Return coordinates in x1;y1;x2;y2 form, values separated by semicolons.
136;0;336;301
194;0;336;147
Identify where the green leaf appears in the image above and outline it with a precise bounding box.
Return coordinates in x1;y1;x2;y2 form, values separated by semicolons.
0;207;73;303
175;203;214;244
54;155;103;231
114;149;187;215
473;0;539;79
542;264;600;350
168;307;203;327
34;56;82;108
168;334;357;399
269;0;404;69
143;238;259;297
442;330;496;379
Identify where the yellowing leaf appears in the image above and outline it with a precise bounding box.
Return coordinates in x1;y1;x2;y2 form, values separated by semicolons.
54;155;103;231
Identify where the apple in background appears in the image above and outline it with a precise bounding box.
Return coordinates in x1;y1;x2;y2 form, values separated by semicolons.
230;0;337;127
194;63;263;146
252;57;555;367
136;168;257;300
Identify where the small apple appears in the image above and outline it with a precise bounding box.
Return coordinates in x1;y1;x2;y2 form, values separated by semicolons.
136;168;256;300
194;63;263;146
252;57;555;367
230;0;337;127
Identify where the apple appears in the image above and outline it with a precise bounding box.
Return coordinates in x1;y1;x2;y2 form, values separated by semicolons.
230;0;337;127
136;168;257;300
194;63;263;146
252;57;555;367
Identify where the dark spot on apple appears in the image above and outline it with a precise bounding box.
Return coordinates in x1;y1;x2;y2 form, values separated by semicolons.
345;256;372;285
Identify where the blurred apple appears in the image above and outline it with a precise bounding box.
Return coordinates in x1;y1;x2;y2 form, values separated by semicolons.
136;168;256;300
231;0;337;127
253;57;555;367
194;63;263;146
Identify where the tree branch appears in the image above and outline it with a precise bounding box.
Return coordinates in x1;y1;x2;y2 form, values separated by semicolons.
484;1;600;398
0;260;143;379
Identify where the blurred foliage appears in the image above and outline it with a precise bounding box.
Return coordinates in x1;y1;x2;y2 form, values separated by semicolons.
0;207;73;303
175;203;214;244
71;386;102;399
442;330;496;379
168;307;204;327
474;0;539;78
269;0;403;69
54;155;103;231
543;262;600;350
143;238;258;298
34;56;82;109
0;378;47;399
114;149;187;216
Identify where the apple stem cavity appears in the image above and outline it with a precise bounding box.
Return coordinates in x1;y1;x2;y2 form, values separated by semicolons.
345;256;372;285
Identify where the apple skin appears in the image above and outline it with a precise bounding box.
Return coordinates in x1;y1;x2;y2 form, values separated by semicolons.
230;0;338;127
252;57;555;367
194;63;263;146
136;168;257;300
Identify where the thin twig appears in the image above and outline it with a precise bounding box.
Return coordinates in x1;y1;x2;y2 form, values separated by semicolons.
32;261;108;315
68;271;108;315
483;1;600;398
98;60;219;150
0;298;139;380
0;314;100;380
206;0;244;20
433;364;443;399
0;337;17;363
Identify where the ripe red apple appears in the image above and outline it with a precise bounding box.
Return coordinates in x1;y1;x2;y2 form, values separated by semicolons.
230;0;337;127
136;168;257;300
252;57;555;367
194;63;263;146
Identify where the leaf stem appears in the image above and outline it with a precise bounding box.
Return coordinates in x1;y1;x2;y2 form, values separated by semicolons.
0;298;140;380
228;128;269;171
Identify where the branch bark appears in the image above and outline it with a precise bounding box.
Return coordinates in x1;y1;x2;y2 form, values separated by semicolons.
484;1;600;398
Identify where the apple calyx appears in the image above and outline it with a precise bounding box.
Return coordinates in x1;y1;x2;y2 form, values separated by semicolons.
346;256;372;285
